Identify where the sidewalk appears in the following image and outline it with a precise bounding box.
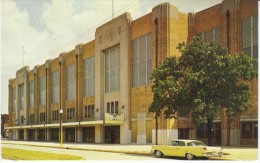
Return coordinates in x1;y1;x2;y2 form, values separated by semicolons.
1;140;152;155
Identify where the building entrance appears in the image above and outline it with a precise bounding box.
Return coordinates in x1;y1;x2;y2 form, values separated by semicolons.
178;128;189;139
28;129;35;141
105;126;120;144
19;130;24;140
51;128;59;142
83;127;95;143
65;128;75;142
213;122;221;145
39;129;45;141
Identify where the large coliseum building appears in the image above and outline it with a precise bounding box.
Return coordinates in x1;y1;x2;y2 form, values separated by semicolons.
6;0;258;146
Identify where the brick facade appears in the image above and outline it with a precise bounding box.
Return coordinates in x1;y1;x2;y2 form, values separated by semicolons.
7;0;257;146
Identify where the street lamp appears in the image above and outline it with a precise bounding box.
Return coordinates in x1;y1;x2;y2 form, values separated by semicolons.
59;109;63;147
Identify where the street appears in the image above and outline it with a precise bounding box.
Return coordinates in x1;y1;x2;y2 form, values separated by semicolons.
2;142;258;161
1;143;162;160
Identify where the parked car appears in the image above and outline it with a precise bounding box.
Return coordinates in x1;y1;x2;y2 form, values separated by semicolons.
151;139;224;160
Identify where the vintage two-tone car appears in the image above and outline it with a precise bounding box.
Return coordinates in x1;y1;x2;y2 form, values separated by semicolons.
151;139;224;160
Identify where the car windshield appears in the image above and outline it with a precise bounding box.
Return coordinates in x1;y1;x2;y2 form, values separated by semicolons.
187;141;206;146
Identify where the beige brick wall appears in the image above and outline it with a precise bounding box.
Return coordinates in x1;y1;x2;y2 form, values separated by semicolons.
131;121;137;143
169;12;188;57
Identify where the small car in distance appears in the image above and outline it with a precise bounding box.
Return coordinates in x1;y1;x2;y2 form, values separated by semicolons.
151;139;224;160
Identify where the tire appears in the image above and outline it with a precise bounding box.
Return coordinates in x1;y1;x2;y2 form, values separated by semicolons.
186;153;194;160
155;150;163;158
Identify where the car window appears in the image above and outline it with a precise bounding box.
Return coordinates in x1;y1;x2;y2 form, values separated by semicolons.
171;141;179;146
178;141;186;146
187;141;205;146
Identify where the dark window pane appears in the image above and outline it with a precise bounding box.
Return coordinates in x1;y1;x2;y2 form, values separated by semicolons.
254;123;258;139
242;123;253;139
197;124;205;138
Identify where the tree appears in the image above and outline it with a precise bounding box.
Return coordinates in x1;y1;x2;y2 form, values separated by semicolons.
149;37;257;146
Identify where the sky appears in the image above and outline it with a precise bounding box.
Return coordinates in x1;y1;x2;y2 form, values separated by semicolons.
1;0;223;114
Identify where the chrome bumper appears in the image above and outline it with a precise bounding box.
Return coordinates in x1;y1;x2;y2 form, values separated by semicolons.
202;152;222;157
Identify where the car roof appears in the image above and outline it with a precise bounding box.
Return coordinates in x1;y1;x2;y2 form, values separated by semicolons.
170;139;202;143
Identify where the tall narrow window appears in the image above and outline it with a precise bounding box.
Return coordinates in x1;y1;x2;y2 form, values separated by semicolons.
198;28;221;45
105;45;120;92
29;80;34;108
13;87;16;112
21;115;24;124
111;102;114;113
40;76;46;106
107;103;110;113
52;71;59;103
67;64;75;100
133;33;152;87
84;56;95;97
19;83;25;110
242;16;258;68
106;101;119;114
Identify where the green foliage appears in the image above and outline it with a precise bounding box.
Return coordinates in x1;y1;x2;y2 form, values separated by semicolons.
149;37;257;125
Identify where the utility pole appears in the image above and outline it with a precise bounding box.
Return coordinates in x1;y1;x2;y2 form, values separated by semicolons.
112;0;114;19
154;17;158;145
22;46;25;67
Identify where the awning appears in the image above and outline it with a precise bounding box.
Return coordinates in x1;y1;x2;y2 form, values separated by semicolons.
62;122;80;127
80;120;103;126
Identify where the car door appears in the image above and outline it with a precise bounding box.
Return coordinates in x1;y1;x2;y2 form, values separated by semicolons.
164;140;179;156
176;141;186;157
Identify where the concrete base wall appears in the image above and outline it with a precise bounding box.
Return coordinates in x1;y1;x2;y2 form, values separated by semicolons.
152;129;178;145
137;134;146;144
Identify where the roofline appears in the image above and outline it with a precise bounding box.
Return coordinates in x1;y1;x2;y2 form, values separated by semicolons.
194;3;222;15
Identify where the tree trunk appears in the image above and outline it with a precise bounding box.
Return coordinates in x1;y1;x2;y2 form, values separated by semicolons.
207;118;212;146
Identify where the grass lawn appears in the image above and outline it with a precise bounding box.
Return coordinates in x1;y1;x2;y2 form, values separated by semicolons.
2;147;84;160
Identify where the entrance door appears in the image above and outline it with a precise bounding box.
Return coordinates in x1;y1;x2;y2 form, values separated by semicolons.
39;129;45;141
83;127;95;143
178;128;189;139
105;126;120;144
19;130;24;140
28;129;35;141
65;128;75;142
214;122;221;145
51;128;59;142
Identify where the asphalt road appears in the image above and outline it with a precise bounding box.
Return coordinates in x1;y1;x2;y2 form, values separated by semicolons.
1;143;163;160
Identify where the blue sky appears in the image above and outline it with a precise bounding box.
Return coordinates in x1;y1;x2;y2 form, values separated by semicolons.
1;0;222;114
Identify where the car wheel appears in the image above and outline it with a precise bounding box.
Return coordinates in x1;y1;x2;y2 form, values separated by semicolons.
155;150;163;158
186;153;194;160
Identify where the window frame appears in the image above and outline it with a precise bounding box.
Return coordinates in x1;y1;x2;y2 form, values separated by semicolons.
52;70;59;103
242;15;258;68
40;76;46;106
29;80;34;108
132;33;152;87
66;64;76;100
84;56;95;97
104;45;120;93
